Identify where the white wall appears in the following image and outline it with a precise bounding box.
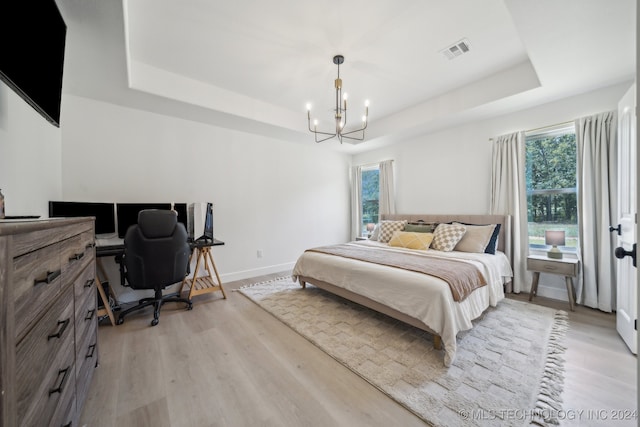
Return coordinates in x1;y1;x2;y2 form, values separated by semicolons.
0;83;63;216
353;82;633;300
61;95;351;300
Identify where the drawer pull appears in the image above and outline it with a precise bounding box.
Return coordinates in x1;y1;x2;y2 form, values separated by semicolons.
49;366;70;396
69;252;85;261
85;309;96;321
48;318;70;340
86;242;96;249
62;422;72;427
86;343;97;359
543;265;558;271
33;269;61;286
84;278;95;288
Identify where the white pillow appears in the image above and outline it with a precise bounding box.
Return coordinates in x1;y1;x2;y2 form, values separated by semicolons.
369;223;381;241
452;222;496;253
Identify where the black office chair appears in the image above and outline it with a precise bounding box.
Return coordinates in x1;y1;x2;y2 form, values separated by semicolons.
117;209;193;326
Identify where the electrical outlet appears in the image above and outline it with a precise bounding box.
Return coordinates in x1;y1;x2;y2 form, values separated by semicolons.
257;249;263;258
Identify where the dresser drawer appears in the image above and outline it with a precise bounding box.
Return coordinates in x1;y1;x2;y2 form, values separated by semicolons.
75;277;98;349
73;263;98;335
73;261;97;303
18;347;75;427
76;317;98;379
13;242;63;340
50;384;76;427
11;221;93;258
75;323;97;414
527;257;577;276
16;288;75;426
60;230;95;284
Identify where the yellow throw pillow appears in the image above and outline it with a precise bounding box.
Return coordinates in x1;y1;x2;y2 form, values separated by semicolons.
388;231;434;250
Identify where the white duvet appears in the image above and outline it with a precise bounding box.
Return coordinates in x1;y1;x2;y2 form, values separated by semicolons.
291;240;513;367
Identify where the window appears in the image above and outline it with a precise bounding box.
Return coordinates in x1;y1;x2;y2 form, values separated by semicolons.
525;124;578;250
360;165;379;237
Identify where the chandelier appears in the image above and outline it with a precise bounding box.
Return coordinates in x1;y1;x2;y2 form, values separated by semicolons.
306;55;369;143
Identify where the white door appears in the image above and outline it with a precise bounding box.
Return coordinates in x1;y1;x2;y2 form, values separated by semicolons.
615;83;637;354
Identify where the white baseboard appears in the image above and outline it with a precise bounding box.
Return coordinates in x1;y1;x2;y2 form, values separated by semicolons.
220;262;295;283
535;284;569;302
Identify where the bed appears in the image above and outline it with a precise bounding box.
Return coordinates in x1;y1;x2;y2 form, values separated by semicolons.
291;214;513;367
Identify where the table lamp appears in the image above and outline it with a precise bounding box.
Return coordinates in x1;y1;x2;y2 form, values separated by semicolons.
545;230;565;259
366;223;375;238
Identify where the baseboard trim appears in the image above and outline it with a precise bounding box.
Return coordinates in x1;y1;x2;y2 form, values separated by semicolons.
220;262;295;283
536;284;569;302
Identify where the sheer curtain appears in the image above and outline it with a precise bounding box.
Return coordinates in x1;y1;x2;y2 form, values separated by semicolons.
379;160;396;216
350;165;363;240
489;131;528;292
576;111;617;312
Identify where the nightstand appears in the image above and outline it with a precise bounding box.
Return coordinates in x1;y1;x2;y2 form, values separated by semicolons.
527;254;580;311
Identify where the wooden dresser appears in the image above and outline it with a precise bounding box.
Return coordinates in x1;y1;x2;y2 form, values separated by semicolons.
0;218;98;427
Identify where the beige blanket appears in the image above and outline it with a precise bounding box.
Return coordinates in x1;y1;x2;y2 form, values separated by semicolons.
306;244;487;302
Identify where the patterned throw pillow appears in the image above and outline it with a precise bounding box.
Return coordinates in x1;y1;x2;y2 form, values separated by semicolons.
378;220;408;243
431;223;467;252
388;231;434;250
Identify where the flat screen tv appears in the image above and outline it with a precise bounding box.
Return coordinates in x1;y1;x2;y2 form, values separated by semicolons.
0;1;66;127
49;201;116;235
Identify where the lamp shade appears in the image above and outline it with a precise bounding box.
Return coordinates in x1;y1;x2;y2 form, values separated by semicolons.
545;230;566;247
366;223;376;232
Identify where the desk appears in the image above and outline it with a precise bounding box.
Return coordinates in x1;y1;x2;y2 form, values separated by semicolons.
95;238;226;306
180;239;226;300
95;244;120;326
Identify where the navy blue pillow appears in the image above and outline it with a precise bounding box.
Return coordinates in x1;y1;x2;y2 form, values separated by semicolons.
484;223;501;254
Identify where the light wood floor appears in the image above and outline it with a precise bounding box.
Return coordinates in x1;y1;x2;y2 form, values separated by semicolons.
80;272;637;426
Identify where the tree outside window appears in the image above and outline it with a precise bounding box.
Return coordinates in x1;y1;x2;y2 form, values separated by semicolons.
361;166;379;236
525;124;578;249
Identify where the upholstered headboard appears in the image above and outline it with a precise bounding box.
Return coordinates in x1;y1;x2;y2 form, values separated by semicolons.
380;214;511;255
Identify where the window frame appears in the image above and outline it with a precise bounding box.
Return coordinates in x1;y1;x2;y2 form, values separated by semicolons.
360;164;380;238
524;123;578;253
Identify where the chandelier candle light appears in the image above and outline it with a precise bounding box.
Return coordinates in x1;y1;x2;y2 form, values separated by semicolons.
306;55;369;143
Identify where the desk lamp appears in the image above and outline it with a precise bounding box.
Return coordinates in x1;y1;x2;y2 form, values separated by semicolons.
545;230;565;259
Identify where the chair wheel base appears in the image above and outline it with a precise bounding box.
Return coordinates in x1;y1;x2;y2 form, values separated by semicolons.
151;318;159;326
116;317;124;325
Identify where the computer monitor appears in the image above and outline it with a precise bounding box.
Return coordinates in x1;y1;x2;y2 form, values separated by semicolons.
173;203;188;233
48;201;116;235
116;202;189;238
203;202;213;241
116;203;170;238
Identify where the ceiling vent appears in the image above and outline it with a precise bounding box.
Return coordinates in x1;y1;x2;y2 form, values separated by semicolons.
440;38;471;60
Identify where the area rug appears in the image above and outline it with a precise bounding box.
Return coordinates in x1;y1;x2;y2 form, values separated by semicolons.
236;277;567;427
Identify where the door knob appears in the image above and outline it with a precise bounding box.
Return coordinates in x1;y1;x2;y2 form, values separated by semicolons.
615;243;637;267
609;224;621;235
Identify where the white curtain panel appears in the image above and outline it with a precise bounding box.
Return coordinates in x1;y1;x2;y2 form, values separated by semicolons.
576;111;617;312
351;165;363;240
379;160;396;216
490;131;528;293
